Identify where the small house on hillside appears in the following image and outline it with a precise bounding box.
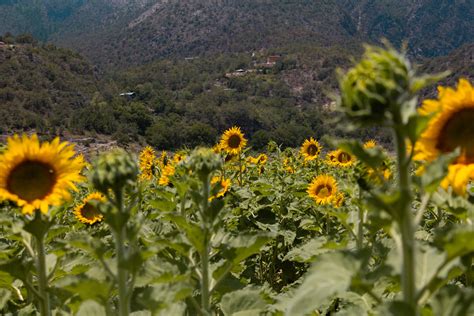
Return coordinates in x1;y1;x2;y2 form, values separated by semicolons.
266;55;281;65
119;92;136;100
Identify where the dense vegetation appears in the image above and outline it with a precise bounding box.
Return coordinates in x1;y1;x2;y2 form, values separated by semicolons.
0;34;98;134
0;35;376;149
0;46;473;315
2;33;473;151
1;1;472;68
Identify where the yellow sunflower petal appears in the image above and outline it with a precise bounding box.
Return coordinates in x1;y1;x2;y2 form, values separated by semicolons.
0;134;85;215
415;79;474;195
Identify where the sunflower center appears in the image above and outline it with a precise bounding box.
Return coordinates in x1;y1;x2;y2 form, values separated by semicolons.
316;185;332;198
80;202;101;220
7;160;56;202
307;144;319;156
338;152;351;163
228;134;242;149
437;109;474;164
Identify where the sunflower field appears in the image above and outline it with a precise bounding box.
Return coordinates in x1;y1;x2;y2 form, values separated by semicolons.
0;45;473;316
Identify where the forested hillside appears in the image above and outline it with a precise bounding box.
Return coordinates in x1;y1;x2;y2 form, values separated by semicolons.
0;35;98;133
0;1;472;149
1;0;472;68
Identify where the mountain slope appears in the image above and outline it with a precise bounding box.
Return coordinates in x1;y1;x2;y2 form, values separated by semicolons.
0;35;99;133
1;0;472;67
344;0;474;57
55;0;359;68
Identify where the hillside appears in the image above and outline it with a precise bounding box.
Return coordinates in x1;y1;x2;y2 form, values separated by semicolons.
0;35;99;133
421;43;474;85
56;0;359;68
343;0;473;57
0;34;471;149
1;0;472;68
105;44;359;149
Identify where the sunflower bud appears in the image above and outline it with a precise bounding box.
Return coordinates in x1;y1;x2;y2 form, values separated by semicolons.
90;149;138;195
338;45;411;124
186;148;222;181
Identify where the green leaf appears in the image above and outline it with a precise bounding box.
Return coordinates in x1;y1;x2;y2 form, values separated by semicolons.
130;312;152;316
283;237;328;263
415;245;461;293
280;252;360;316
76;300;106;316
149;195;177;214
220;287;267;316
163;214;205;253
23;213;51;239
220;234;273;265
62;279;110;301
0;288;11;310
410;72;450;93
375;301;414;315
406;114;431;145
337;139;386;169
431;285;474;316
443;228;474;261
420;150;459;193
214;234;273;283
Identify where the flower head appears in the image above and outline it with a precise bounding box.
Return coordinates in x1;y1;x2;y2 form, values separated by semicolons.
158;164;176;186
91;149;138;195
326;149;355;167
139;146;156;181
0;134;85;215
209;176;231;201
415;79;474;194
219;127;247;155
300;137;322;161
307;175;338;205
74;192;105;225
363;140;377;149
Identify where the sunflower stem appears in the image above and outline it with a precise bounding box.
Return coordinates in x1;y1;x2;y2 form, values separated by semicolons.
357;189;364;250
114;190;130;316
115;227;129;316
238;152;243;186
394;125;417;315
35;229;51;316
200;175;211;315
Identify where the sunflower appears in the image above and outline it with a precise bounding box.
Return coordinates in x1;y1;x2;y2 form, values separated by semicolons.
158;164;175;186
307;175;338;205
219;127;247;155
300;137;322;161
333;149;355;167
212;144;222;154
257;154;268;164
0;134;85;215
248;154;268;165
365;163;392;186
363;140;377;149
333;192;345;208
326;150;339;166
283;158;295;174
415;79;474;195
173;153;185;164
139;146;156;181
209;176;231;201
157;151;168;168
74;192;105;225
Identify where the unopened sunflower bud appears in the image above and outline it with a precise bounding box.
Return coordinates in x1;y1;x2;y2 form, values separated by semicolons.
90;149;138;195
338;45;411;124
186;148;222;181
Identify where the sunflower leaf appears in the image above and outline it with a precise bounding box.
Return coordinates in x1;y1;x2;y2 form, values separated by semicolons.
336;139;386;169
420;149;459;193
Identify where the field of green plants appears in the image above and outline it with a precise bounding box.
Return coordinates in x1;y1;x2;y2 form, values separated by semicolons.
0;45;473;316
